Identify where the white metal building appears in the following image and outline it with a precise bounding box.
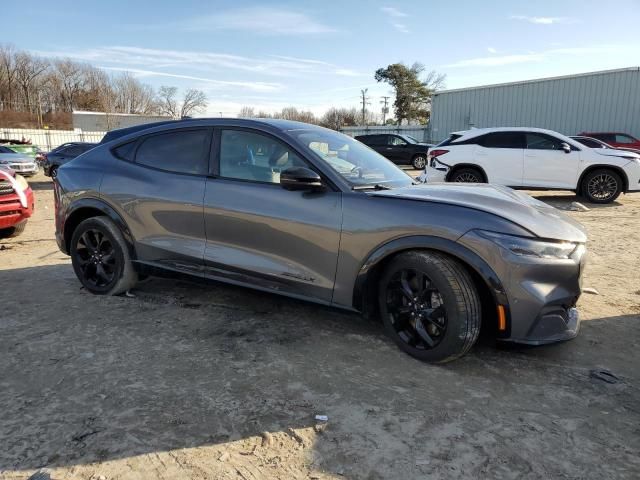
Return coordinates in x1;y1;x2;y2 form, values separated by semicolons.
429;67;640;143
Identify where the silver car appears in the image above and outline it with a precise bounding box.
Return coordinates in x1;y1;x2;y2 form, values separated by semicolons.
0;146;39;176
54;119;586;363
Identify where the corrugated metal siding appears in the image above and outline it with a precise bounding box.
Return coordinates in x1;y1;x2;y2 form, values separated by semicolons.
430;68;640;142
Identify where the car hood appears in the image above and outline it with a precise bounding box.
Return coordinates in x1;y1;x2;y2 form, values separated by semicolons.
593;148;640;160
0;153;34;163
370;183;587;242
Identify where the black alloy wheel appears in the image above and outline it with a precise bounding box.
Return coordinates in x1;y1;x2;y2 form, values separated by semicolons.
384;268;447;349
70;216;138;295
75;228;118;288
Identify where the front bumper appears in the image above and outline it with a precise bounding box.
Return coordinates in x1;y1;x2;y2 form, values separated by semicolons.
459;231;585;345
0;188;34;229
418;165;449;183
3;162;38;176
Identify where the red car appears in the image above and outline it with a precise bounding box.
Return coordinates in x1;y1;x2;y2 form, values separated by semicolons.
580;132;640;150
0;169;34;238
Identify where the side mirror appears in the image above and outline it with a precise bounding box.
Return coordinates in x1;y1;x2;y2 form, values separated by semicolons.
561;142;571;154
280;167;324;191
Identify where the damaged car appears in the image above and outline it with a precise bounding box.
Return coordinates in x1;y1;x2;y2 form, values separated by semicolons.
54;119;586;363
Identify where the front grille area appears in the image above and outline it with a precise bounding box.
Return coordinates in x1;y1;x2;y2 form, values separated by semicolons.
0;209;19;217
0;181;14;196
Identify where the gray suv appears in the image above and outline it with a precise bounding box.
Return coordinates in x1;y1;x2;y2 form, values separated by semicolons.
54;119;586;363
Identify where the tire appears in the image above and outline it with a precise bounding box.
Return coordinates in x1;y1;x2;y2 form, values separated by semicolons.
0;221;27;239
70;216;137;295
581;168;622;204
378;251;481;363
450;167;484;183
412;154;427;170
50;166;58;178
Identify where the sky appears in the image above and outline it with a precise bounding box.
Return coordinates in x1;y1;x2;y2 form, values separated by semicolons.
4;0;640;117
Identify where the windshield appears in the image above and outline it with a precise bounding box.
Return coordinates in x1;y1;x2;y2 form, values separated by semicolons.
290;128;414;188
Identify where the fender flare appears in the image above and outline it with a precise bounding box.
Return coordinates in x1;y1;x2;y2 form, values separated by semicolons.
63;197;136;258
352;235;510;330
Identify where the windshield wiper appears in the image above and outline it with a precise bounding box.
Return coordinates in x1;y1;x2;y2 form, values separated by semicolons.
352;183;393;191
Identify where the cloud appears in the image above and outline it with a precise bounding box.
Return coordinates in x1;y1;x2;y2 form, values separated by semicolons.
391;22;410;34
100;67;282;92
487;47;497;54
510;15;577;25
444;45;622;68
381;6;408;17
381;6;410;33
34;46;363;80
175;7;335;35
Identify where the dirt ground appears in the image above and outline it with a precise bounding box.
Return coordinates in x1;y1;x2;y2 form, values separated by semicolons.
1;172;639;480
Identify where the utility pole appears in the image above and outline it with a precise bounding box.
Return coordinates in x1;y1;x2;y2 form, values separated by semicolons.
360;88;371;126
380;96;390;125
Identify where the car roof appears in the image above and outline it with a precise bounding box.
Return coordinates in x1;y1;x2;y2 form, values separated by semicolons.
99;118;337;145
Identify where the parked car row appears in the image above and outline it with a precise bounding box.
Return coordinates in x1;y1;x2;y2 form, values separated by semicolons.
418;127;640;204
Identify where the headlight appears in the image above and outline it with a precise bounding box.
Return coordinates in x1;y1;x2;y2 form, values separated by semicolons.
477;230;578;259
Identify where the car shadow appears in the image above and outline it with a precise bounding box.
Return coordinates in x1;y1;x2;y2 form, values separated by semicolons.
530;192;623;209
2;264;639;477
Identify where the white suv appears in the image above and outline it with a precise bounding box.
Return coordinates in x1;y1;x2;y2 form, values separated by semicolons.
422;127;640;203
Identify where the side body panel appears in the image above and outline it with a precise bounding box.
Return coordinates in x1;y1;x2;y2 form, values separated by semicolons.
474;145;524;186
523;149;580;188
203;179;342;302
100;158;207;277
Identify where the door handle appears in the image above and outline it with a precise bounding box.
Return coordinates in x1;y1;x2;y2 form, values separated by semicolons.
386;147;393;150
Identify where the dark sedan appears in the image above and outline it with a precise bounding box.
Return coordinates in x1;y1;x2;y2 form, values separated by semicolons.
43;142;98;177
355;133;432;169
54;119;586;363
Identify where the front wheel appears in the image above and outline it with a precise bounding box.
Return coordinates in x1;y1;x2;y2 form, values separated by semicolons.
0;221;27;239
70;216;138;295
378;251;481;363
581;169;622;204
412;155;427;170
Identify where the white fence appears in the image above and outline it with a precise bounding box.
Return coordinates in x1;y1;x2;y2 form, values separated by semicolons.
0;128;106;151
341;125;433;143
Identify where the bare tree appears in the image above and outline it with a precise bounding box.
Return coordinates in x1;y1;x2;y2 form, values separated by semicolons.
320;107;359;130
14;52;48;112
180;89;207;117
53;59;85;111
157;85;178;117
238;106;256;118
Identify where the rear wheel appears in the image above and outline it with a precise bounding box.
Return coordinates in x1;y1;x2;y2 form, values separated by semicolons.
70;216;137;295
378;251;481;363
450;167;484;183
412;154;427;170
581;169;622;204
